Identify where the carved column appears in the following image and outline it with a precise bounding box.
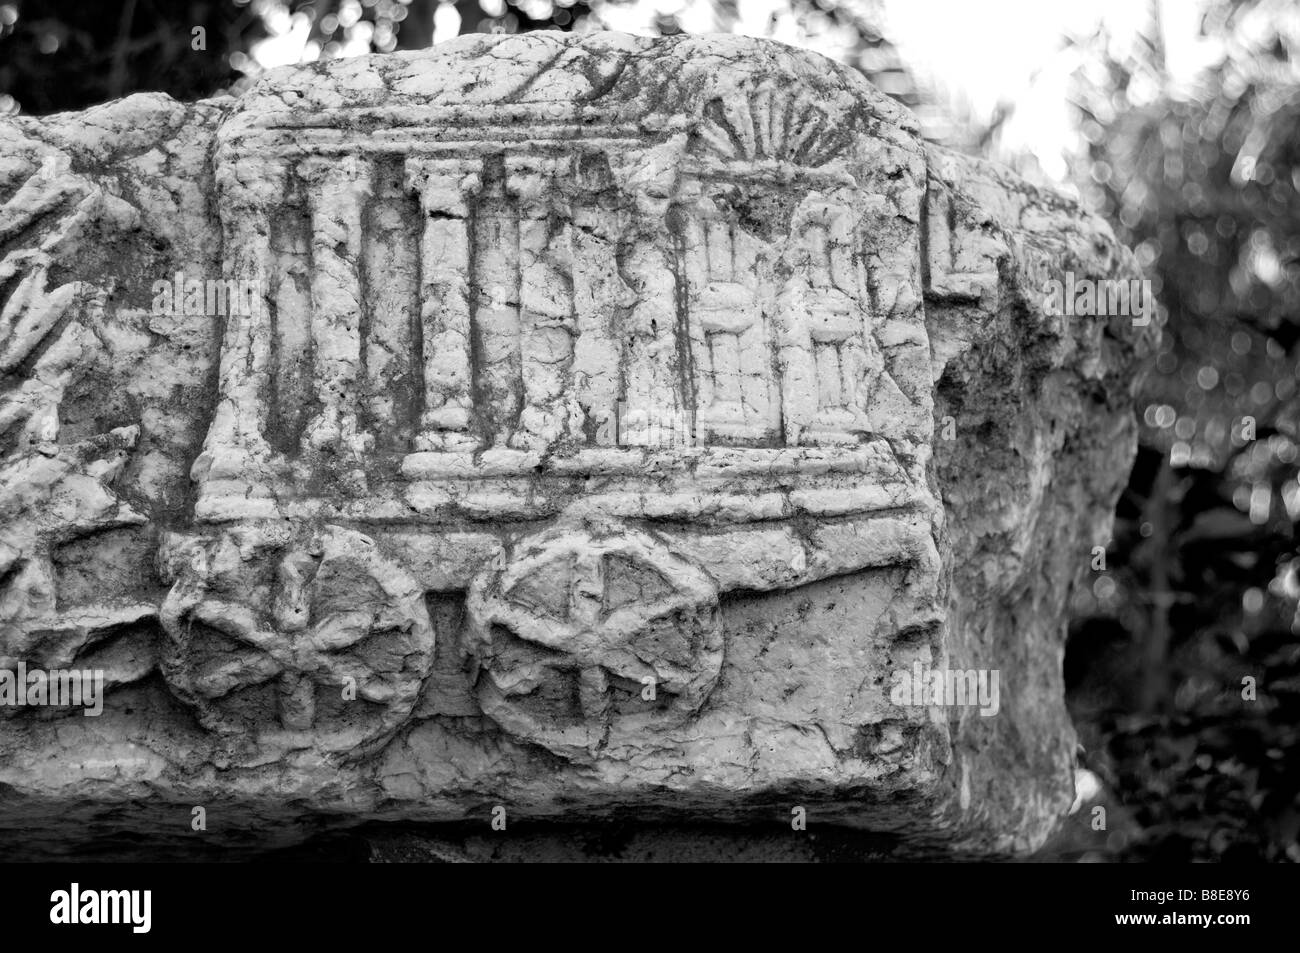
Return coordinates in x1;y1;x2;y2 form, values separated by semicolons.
197;154;287;490
609;146;689;448
507;155;576;453
473;158;522;448
404;157;483;452
299;156;373;461
568;153;628;447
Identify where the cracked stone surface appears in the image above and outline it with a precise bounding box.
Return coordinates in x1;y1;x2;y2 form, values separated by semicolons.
0;31;1151;860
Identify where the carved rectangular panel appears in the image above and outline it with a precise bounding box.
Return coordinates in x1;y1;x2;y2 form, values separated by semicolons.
681;198;779;444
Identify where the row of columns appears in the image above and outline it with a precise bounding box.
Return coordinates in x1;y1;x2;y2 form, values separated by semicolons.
202;150;878;487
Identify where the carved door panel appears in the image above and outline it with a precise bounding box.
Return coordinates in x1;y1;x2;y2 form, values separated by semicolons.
683;203;779;445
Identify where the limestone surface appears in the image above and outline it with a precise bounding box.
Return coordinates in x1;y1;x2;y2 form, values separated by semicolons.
0;31;1151;859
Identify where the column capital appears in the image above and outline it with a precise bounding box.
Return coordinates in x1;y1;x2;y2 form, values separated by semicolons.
215;154;291;207
505;154;572;216
404;156;483;217
298;154;372;188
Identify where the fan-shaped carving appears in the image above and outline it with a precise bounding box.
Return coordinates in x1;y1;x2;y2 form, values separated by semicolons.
695;89;849;167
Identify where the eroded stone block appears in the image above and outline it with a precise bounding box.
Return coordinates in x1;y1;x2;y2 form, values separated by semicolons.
0;32;1151;859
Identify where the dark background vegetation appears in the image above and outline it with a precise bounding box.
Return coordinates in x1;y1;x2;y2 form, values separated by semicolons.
1;0;1296;863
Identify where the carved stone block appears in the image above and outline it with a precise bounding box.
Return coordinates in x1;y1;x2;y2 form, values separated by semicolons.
0;32;1151;859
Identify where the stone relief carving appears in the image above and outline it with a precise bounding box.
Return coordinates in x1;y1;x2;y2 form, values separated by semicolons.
466;523;723;758
0;152;152;673
158;59;926;762
158;525;435;761
0;33;1150;858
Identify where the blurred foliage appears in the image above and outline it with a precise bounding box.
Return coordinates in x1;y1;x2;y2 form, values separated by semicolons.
1060;0;1300;862
228;0;919;112
0;0;922;115
0;0;258;114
